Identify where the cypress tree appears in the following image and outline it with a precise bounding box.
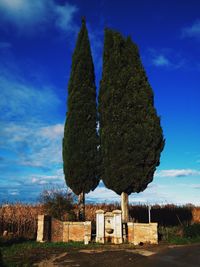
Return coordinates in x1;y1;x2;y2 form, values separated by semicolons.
63;18;99;220
99;29;165;222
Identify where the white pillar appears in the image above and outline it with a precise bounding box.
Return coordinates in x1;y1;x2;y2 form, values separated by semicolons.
113;210;123;244
148;205;151;223
37;215;45;242
95;210;105;243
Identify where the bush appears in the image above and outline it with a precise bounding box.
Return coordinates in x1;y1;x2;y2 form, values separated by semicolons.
39;188;76;221
0;249;5;267
158;223;200;243
158;226;183;241
184;223;200;238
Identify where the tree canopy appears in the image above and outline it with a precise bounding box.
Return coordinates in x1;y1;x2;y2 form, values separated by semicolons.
62;18;99;196
98;29;165;195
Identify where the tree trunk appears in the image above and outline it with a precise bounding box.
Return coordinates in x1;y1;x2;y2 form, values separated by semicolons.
78;192;85;221
121;192;129;222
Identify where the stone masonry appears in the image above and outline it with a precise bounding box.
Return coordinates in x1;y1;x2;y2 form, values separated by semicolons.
37;214;158;245
127;222;158;245
37;215;91;243
96;209;123;244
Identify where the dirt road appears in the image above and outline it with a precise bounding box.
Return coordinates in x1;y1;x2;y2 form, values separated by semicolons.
35;244;200;267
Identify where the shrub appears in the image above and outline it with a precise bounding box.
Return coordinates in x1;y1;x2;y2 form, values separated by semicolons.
184;223;200;238
39;188;76;221
158;226;183;241
0;249;5;267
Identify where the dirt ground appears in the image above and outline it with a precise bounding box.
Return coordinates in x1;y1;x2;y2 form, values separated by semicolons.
32;244;200;267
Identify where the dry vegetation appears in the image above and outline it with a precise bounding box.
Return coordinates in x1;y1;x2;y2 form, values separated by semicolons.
0;202;200;239
0;204;43;239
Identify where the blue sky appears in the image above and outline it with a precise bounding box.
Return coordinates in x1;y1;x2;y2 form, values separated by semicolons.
0;0;200;205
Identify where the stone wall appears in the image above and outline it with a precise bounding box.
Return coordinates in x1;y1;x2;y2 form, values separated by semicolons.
127;222;158;245
51;218;63;242
37;215;91;243
37;215;158;245
63;222;91;242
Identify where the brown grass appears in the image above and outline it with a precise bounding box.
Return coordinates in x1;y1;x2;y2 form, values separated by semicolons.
0;203;43;239
0;203;199;239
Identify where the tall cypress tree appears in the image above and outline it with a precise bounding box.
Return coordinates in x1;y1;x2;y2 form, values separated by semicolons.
63;18;99;220
99;29;165;222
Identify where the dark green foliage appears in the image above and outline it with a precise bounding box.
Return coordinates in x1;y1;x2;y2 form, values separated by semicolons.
0;250;4;267
184;224;200;238
63;19;99;195
99;29;165;195
39;188;76;221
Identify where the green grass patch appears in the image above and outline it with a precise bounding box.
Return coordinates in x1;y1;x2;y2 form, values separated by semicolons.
0;241;103;267
168;236;200;245
159;224;200;245
1;240;102;256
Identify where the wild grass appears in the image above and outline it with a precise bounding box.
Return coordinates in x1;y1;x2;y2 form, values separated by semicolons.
0;202;200;240
0;203;43;239
168;236;200;245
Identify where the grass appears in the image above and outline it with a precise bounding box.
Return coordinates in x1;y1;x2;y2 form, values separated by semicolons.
1;233;200;266
1;240;102;256
168;236;200;245
0;240;105;266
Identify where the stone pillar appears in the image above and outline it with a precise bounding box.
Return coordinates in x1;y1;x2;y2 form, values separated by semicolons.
122;223;128;243
37;215;51;242
96;210;105;243
84;221;91;244
127;222;134;243
113;210;123;244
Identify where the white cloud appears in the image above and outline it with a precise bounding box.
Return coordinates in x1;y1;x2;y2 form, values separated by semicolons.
87;182;170;205
87;187;120;202
31;170;64;186
87;181;200;205
147;48;185;69
152;54;170;67
0;0;49;30
0;0;78;34
1;123;64;169
0;65;64;193
9;191;19;196
54;3;78;33
181;20;200;39
39;124;64;140
0;73;61;123
155;169;200;178
190;184;200;190
0;67;63;168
